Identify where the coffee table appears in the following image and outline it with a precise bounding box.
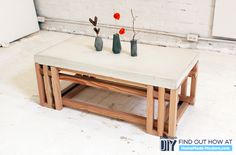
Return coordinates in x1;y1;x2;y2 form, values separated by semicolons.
34;36;199;137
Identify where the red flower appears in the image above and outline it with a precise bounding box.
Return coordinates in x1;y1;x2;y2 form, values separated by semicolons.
119;28;125;35
113;13;120;20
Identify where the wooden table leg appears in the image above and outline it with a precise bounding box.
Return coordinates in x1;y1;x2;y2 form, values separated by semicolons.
35;63;46;106
190;63;198;105
43;65;53;108
146;85;154;134
51;67;63;110
168;89;179;137
157;87;165;136
181;78;188;97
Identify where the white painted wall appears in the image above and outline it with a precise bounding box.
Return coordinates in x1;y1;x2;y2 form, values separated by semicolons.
213;0;236;39
34;0;214;37
34;0;236;54
0;0;39;44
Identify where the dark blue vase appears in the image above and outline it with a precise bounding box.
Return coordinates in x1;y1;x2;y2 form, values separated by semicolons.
112;33;121;54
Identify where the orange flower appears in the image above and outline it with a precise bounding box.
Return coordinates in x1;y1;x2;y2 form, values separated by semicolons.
113;13;120;20
119;28;125;35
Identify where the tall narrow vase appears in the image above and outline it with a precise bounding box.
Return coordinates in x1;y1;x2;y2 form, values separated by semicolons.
130;39;137;57
95;36;103;51
112;33;121;54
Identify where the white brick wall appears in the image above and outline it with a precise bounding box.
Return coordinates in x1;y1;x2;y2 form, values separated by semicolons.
34;0;236;54
34;0;214;37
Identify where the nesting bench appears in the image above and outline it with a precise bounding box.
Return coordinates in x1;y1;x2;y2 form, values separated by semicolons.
34;36;199;137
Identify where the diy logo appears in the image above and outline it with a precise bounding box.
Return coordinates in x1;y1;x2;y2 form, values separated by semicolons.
161;138;177;151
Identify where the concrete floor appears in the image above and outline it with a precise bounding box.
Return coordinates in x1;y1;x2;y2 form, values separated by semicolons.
0;31;236;155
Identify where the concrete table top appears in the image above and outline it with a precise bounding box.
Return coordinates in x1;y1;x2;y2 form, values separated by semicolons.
35;36;199;89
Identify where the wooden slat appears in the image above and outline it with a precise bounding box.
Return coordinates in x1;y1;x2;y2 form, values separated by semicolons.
60;74;191;102
181;78;188;96
188;70;196;77
154;119;169;132
43;65;53;108
60;73;191;104
51;67;63;110
157;87;165;136
59;68;147;89
179;95;193;104
177;102;189;123
35;64;46;106
159;101;190;135
63;98;146;126
146;85;154;134
60;74;147;97
63;85;87;99
164;105;170;133
164;103;170;123
168;89;179;137
154;90;170;101
61;83;78;96
190;63;198;105
157;91;190;103
40;68;51;76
